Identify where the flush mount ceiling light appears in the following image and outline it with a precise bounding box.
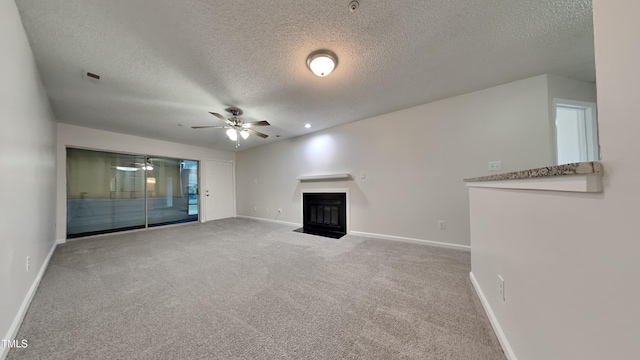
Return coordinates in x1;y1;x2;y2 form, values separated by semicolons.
306;50;338;77
304;123;311;128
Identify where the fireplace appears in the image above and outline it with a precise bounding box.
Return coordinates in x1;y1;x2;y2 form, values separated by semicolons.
295;192;347;239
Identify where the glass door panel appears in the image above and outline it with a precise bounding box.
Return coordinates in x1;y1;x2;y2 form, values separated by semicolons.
146;157;198;227
66;148;146;238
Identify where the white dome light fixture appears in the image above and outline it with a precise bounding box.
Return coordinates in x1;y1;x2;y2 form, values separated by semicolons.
240;130;250;139
306;50;338;77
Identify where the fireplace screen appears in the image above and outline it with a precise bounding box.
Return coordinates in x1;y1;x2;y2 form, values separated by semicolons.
297;192;346;239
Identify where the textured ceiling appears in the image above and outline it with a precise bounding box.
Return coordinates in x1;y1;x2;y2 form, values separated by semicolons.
16;0;595;152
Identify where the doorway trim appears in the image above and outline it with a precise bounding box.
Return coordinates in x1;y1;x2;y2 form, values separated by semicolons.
552;98;599;164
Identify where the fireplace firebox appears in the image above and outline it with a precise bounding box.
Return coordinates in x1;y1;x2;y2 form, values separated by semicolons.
294;192;347;239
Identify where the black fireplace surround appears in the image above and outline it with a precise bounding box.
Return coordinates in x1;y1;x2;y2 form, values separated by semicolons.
294;192;347;239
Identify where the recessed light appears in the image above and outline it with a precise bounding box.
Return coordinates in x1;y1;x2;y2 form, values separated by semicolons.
304;124;311;128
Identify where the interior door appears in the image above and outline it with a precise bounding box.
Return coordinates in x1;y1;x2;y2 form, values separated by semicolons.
204;160;235;221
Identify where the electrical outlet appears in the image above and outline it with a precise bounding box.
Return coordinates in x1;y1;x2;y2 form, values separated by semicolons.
254;206;257;212
438;220;446;229
488;161;502;171
266;208;269;213
360;171;366;179
498;275;505;301
26;256;30;272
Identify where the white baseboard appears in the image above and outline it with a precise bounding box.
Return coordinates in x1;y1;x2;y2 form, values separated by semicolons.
60;219;468;253
236;215;301;228
469;272;517;360
349;230;470;251
234;218;470;251
1;241;57;360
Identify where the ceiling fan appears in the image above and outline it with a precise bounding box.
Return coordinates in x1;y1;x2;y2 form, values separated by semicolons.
192;107;270;148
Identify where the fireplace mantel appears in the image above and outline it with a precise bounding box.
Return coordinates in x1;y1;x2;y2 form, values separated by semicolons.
297;173;351;182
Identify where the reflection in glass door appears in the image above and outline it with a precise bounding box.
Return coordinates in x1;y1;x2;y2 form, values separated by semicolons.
146;157;199;227
66;148;147;238
66;148;199;238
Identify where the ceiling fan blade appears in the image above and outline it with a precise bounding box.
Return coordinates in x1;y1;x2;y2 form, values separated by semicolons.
209;112;234;125
191;125;226;129
246;128;269;139
209;112;227;121
243;120;270;128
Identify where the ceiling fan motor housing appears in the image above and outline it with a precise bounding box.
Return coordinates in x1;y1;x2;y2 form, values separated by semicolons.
226;107;243;116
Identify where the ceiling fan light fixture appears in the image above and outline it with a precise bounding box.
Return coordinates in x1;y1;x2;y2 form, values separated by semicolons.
226;128;238;141
194;107;270;146
307;50;337;77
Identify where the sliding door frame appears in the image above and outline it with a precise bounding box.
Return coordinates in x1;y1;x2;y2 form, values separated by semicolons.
65;146;201;239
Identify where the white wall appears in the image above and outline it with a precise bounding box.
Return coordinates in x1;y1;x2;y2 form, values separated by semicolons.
469;0;640;359
547;74;597;104
0;0;57;356
237;75;559;247
56;123;235;241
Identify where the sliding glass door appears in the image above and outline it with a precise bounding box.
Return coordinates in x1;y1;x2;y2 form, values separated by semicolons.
146;157;199;227
66;148;199;238
66;149;147;237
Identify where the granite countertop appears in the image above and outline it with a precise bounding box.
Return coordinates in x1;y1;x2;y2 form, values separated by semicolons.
464;162;602;182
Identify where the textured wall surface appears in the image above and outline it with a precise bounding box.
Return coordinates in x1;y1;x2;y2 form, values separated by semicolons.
0;0;57;356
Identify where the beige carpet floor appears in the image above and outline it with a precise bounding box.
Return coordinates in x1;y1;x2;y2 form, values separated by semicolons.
8;218;505;360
